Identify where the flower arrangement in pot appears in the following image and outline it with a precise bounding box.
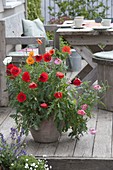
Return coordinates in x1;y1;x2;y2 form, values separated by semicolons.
3;45;107;143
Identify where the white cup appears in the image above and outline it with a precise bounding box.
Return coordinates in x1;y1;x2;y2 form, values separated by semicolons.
74;16;84;27
101;19;111;26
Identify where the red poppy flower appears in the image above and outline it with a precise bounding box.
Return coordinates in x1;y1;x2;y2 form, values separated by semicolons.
43;52;52;62
10;66;21;77
6;64;15;75
56;72;64;79
54;92;63;98
38;72;48;82
17;92;26;102
73;78;82;86
62;46;71;54
22;72;30;82
35;55;43;62
40;103;48;108
29;82;38;89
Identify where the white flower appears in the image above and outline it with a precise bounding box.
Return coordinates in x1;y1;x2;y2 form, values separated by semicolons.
25;163;29;168
45;164;48;168
3;57;12;65
26;159;28;161
46;168;49;170
30;167;33;170
50;165;52;169
31;162;36;167
11;163;14;166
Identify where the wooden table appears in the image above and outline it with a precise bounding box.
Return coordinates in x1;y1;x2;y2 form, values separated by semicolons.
56;20;113;84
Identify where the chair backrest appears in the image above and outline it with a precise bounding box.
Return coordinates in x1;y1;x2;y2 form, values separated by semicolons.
4;11;25;37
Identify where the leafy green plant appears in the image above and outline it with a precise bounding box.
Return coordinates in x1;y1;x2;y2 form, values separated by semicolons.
10;155;51;170
48;0;109;20
0;128;26;169
27;0;43;21
3;46;107;139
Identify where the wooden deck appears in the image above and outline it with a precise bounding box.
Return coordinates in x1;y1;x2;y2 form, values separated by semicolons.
0;107;113;170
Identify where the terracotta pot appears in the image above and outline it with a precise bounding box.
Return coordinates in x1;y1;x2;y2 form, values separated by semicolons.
30;117;61;143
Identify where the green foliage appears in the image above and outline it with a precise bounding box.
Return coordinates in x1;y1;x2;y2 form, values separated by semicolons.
4;47;107;139
27;0;43;21
0;128;51;169
0;128;26;168
10;155;50;170
48;0;109;20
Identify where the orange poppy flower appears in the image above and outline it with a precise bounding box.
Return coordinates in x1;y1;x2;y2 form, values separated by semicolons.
49;49;55;55
36;39;43;45
26;57;35;65
29;51;34;58
62;46;71;54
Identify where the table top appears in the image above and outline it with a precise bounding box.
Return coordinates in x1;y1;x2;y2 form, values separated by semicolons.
57;20;113;34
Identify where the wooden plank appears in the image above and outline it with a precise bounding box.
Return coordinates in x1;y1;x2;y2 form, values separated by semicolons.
4;11;25;37
88;45;102;53
74;111;97;157
26;133;40;156
73;46;97;68
0;1;4;12
103;45;113;51
82;66;97;84
59;34;113;45
97;63;113;111
0;20;9;106
54;129;76;157
36;141;58;157
66;60;87;80
46;158;113;170
45;24;57;32
73;64;92;80
6;36;45;45
0;109;16;138
6;36;46;54
102;64;113;111
93;110;112;158
112;113;113;158
54;32;60;49
0;107;12;125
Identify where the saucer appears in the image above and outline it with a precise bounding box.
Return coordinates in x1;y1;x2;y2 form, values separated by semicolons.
57;24;74;28
92;26;112;30
71;26;85;29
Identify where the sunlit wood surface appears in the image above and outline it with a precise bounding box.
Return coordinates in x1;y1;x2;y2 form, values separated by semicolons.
0;107;113;170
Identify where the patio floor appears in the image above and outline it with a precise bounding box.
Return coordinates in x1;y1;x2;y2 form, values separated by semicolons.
0;107;113;170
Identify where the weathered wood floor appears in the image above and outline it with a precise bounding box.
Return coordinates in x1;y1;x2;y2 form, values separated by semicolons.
0;107;113;170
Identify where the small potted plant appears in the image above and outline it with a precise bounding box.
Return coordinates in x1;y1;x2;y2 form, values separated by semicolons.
3;45;107;143
10;155;52;170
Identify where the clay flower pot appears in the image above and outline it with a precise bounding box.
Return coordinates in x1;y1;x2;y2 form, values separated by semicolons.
30;116;61;143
